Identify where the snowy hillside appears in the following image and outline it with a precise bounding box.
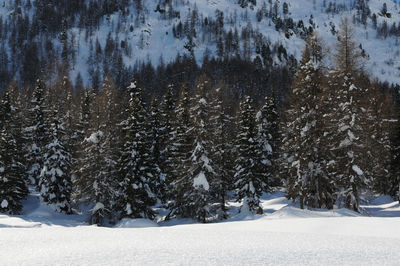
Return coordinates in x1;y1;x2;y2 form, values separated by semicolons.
1;0;400;87
63;0;400;85
1;192;400;265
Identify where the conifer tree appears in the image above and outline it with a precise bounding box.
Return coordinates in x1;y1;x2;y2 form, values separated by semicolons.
166;85;193;219
391;103;400;203
0;92;28;214
234;96;264;214
210;86;234;218
174;79;216;222
149;96;164;203
255;97;274;192
281;34;334;209
263;88;281;187
118;80;156;219
326;18;369;211
78;130;116;225
72;89;92;199
39;110;72;214
365;87;395;195
158;85;176;203
27;79;50;187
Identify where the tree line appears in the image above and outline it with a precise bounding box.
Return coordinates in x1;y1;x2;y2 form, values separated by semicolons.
0;18;399;225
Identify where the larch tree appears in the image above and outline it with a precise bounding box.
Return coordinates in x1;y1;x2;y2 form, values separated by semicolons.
326;18;369;211
281;34;334;209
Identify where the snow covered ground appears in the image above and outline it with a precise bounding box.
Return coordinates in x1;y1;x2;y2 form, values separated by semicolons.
1;192;399;265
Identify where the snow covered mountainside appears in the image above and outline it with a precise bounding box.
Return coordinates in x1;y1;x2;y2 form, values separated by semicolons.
0;0;400;88
1;191;399;265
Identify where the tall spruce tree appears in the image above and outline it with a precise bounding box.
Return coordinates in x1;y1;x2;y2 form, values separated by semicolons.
39;110;72;214
0;91;29;214
166;84;193;220
118;80;156;219
391;101;400;203
148;96;164;203
27;79;50;187
78;130;116;225
158;85;176;203
234;96;264;214
174;79;216;222
263;88;281;187
255;97;274;193
210;86;234;218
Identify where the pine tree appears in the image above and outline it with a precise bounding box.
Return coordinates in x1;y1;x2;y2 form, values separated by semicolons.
0;92;28;214
118;80;156;219
74;82;119;225
326;73;368;212
39;110;72;214
166;84;193;220
27;79;50;187
234;96;264;214
78;130;116;225
158;85;176;203
174;80;216;222
255;97;274;192
72;89;92;200
281;34;334;209
148;96;164;203
391;102;400;203
365;87;395;195
209;86;234;219
263;88;281;187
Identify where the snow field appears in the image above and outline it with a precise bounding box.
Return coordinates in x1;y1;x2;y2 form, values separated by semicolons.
1;192;399;265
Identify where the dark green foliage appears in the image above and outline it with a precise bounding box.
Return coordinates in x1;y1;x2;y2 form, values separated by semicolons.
0;92;28;214
234;96;264;214
27;79;50;187
118;81;156;219
39;111;72;214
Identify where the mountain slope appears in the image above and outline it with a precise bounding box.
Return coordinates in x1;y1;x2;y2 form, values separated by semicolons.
0;0;399;88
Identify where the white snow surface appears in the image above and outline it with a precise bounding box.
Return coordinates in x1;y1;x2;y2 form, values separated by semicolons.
193;171;210;191
352;165;364;176
85;131;104;144
1;199;8;208
0;191;399;265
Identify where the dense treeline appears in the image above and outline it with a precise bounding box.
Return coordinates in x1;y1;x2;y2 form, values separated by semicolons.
0;18;400;225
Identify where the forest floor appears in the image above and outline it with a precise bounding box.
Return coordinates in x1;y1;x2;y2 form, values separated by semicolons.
0;191;399;265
